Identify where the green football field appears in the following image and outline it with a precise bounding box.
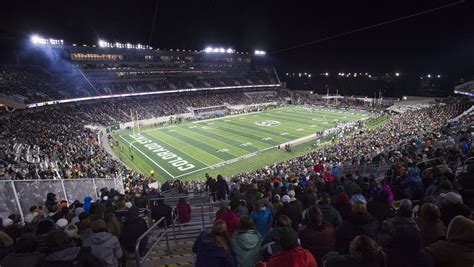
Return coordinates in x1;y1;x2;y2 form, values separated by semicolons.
112;106;368;182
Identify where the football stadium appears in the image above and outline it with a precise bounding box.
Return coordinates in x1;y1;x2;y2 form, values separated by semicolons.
1;1;473;267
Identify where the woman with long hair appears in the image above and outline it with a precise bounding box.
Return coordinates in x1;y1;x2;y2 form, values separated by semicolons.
193;219;235;267
231;216;262;267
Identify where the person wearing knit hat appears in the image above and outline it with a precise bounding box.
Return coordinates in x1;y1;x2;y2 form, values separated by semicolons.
2;218;13;228
439;192;471;226
83;219;123;267
282;195;291;204
288;190;296;201
267;227;317;267
70;207;84;225
64;223;82;246
56;218;68;230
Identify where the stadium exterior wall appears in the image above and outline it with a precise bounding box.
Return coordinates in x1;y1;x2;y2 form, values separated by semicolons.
0;177;124;223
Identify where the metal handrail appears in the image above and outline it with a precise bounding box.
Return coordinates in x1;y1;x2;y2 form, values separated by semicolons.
135;216;170;267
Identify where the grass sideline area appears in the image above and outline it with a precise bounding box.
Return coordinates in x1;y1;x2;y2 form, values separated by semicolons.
112;106;369;182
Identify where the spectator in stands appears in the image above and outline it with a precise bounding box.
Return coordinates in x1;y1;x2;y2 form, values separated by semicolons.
302;186;318;210
385;225;433;267
438;192;471;226
367;191;393;224
121;206;148;256
261;215;293;262
176;197;191;224
267;227;317;267
0;230;13;262
335;203;379;254
427;215;474;267
216;175;229;201
324;235;386;267
45;193;58;214
36;220;55;254
299;206;336;265
193;219;235;267
216;199;240;236
231;215;262;267
151;199;173;227
83;219;122;267
333;192;352;220
105;213;122;239
250;200;272;239
38;230;101;267
275;195;302;231
1;233;43;267
64;224;82;246
417;203;446;246
318;193;342;227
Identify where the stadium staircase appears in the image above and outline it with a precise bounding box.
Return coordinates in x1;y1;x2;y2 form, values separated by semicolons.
129;190;218;267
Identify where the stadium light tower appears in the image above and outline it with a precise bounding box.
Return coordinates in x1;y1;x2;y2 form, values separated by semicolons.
98;39;107;48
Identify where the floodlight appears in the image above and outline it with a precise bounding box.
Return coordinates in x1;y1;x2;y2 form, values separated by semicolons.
395;72;400;77
427;74;431;78
437;74;441;78
213;48;219;53
308;74;312;78
98;40;107;48
219;47;225;53
226;48;233;53
324;72;329;76
204;47;213;53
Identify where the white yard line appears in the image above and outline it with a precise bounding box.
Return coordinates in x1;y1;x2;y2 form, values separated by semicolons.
119;135;176;178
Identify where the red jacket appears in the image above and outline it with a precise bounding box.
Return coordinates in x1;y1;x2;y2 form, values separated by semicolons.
177;202;191;224
215;210;240;235
267;246;318;267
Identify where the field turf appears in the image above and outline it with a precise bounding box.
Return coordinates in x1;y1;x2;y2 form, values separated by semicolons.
112;106;368;182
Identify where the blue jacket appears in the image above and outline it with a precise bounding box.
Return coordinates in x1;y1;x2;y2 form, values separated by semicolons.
250;207;272;239
193;231;236;267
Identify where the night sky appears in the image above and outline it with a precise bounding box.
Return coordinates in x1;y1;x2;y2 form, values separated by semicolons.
1;0;473;78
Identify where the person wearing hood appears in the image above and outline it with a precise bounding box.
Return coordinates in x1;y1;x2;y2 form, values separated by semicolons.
416;203;446;246
385;225;433;267
335;203;379;254
38;230;101;267
367;190;394;224
82;219;122;267
121;206;148;255
427;215;474;267
438;192;471;226
230;216;262;267
193;219;236;267
45;193;58;213
83;196;93;214
1;233;44;267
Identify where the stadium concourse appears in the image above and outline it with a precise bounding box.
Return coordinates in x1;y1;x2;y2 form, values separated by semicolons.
1;45;474;266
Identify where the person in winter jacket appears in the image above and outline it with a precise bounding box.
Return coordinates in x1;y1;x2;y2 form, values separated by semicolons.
38;230;102;267
333;192;352;220
82;219;122;267
384;224;433;267
438;192;471;226
193;219;236;267
176;198;192;224
1;233;44;267
324;235;386;267
151;199;173;227
261;215;292;262
230;216;262;267
216;198;241;235
335;203;379;254
299;206;336;265
367;190;394;224
427;215;474;267
416;203;446;246
121;206;148;254
302;186;318;209
83;196;93;214
318;193;342;227
267;227;317;267
250;201;272;239
216;175;229;201
275;195;302;231
45;193;58;213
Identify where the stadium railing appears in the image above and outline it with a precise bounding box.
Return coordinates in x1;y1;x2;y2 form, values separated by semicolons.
0;177;124;223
